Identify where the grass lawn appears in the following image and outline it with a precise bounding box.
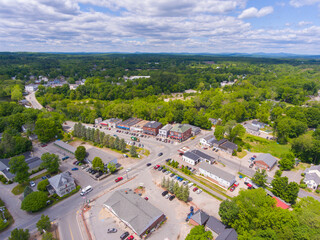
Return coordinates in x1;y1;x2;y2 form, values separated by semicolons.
292;163;311;172
237;150;247;159
243;134;291;158
11;183;28;195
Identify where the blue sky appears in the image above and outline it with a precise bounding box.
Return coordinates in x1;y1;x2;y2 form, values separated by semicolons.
0;0;320;54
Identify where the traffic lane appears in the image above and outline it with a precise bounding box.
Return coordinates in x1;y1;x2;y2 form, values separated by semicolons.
59;210;84;240
298;189;320;202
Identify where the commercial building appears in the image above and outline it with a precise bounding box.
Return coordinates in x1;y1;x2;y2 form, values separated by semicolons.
104;188;166;238
130;120;149;132
143;121;162;136
254;153;277;171
200;135;216;147
199;162;236;188
86;148;117;167
182;150;215;165
184;124;201;136
54;140;76;155
48;172;76;197
100;118;122;128
94;117;103;125
169;124;192;142
189;210;209;226
117;118;142;130
212;139;238;154
158;124;172;138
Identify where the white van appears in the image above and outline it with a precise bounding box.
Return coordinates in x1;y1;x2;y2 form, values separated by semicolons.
188;182;194;188
80;185;93;196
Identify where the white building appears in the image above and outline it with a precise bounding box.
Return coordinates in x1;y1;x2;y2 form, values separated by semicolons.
182;150;215;165
48;172;76;197
158;124;172;138
199;162;236;189
304;165;320;189
200;135;216;147
25;84;38;93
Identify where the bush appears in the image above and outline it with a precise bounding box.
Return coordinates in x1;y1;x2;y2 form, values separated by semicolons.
37;179;49;192
0;175;8;184
299;184;307;189
301;173;305;177
237;146;242;152
316;189;320;194
21;191;48;212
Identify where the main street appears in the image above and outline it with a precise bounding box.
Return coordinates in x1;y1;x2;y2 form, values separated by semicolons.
25;91;43;109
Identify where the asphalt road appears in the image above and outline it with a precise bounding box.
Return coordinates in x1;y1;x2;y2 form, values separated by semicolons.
25;91;43;109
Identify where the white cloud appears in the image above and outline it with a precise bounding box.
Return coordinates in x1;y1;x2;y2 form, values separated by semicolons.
238;6;273;19
298;21;313;26
290;0;320;7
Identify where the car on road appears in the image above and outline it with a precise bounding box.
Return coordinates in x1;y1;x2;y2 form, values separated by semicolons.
162;190;168;196
154;165;160;169
115;177;123;182
169;195;175;201
127;235;134;240
120;232;129;240
107;228;117;233
144;197;148;200
62;156;69;161
196;189;202;194
158;152;163;157
71;167;78;171
230;186;235;192
193;187;198;192
146;163;152;167
29;181;36;187
215;149;219;152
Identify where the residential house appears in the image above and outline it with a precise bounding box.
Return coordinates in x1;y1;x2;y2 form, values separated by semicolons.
252;120;267;129
182;150;215;165
184;124;201;136
22;123;35;133
158;124;172;138
205;216;227;239
25;84;38;93
104;188;166;238
254;153;277;171
199;162;236;188
303;165;320;189
86;148;117;168
48;172;76;197
244;123;259;134
94;117;103;125
212;139;238;154
189;210;209;226
200;135;216;147
117;118;142;130
169;124;192;141
143;121;163;136
69;84;79;90
209;118;221;125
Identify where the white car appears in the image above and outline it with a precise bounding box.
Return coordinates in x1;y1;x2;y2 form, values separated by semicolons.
29;181;36;187
196;189;202;194
165;194;170;199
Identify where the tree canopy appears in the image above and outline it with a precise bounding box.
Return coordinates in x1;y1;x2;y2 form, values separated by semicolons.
21;191;48;212
41;152;60;173
9;155;29;183
75;146;86;162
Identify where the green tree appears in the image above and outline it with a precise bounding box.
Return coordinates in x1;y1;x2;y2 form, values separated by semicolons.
92;157;104;171
9;155;29;183
37;179;49;191
93;129;100;143
168;179;174;193
214;125;225;141
36;214;51;233
35;118;59;143
252;169;268;187
9;228;29;240
23;186;33;198
161;176;165;188
75;146;86;162
218;200;239;227
182;185;189;202
107;162;116;173
11;85;23;101
119;139;126;152
42;232;55;240
40;152;60;173
130;145;137;157
114;137;120;150
274;169;282;178
21;191;48;212
185;225;212;240
164;177;169;189
173;181;179;194
229;124;246;142
279;153;295;171
285;182;299;204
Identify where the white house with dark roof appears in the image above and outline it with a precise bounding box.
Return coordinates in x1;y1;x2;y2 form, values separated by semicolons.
48;172;76;197
199;162;236;188
200;135;216;147
212;139;238;154
182;150;215;165
304;165;320;189
252;120;267;129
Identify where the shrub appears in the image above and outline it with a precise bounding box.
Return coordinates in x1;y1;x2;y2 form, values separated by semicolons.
37;179;49;192
0;175;8;184
237;146;242;152
301;173;305;177
316;189;320;194
21;191;48;212
299;184;307;189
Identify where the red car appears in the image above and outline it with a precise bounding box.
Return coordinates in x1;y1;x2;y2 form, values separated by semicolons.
41;144;47;147
193;187;198;192
253;155;257;158
115;177;123;182
230;186;235;192
127;235;134;240
144;197;149;200
73;161;77;165
154;165;160;169
233;182;239;187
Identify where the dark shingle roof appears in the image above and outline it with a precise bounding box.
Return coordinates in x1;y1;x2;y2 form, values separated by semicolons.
190;210;209;225
216;228;238;240
191;150;215;162
206;216;226;234
143;121;162;129
183;151;200;161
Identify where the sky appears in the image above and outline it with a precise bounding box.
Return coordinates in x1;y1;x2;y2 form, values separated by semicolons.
1;0;320;54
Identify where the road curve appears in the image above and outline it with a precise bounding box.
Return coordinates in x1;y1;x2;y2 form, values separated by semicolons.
25;91;43;109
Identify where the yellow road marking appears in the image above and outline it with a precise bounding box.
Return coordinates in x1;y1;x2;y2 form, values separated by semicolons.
69;224;74;240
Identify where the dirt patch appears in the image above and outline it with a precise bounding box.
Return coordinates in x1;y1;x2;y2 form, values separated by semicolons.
29;223;60;240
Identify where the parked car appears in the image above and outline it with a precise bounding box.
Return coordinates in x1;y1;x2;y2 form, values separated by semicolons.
146;163;152;167
165;158;171;162
154;165;160;169
253;155;257;158
46;174;51;178
62;156;69;161
41;144;47;147
86;168;92;172
71;167;78;171
107;228;117;233
234;182;239;187
215;149;219;152
162;169;166;173
170;173;175;177
169;195;175;201
162;191;168;196
29;181;36;187
158;167;163;171
230;186;235;192
96;172;103;178
82;165;88;169
158;152;163;157
73;161;77;165
91;170;97;174
165;194;170;199
120;232;129;240
41;176;47;180
127;235;134;240
115;177;123;182
165;171;170;175
193;187;198;192
179;178;183;182
196;189;202;194
144;197;148;200
249;163;254;168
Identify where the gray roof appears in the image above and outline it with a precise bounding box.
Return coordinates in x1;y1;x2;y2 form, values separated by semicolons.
109;118;122;123
25;157;41;170
245;124;259;132
184;151;201;161
54;140;76;154
216;228;238;240
86;148;117;165
161;124;173;131
220;141;238;151
120;118;142;127
304;173;320;185
190;210;209;225
305;165;320;173
206;216;226;234
143;121;162;129
49;172;75;189
170;124;191;133
199;162;236;183
191;150;215;163
104;188;164;236
184;124;200;132
256;153;277;168
203;135;216;142
0;159;9;170
252;120;266;126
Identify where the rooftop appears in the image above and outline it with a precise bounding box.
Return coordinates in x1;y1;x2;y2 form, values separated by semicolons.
160;124;173;131
143;121;162;129
104;188;164;236
54;140;76;154
170;124;191;133
255;153;277;168
199;162;236;183
206;216;226;234
49;172;74;189
86;148;117;165
216;228;238;240
190;210;209;225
